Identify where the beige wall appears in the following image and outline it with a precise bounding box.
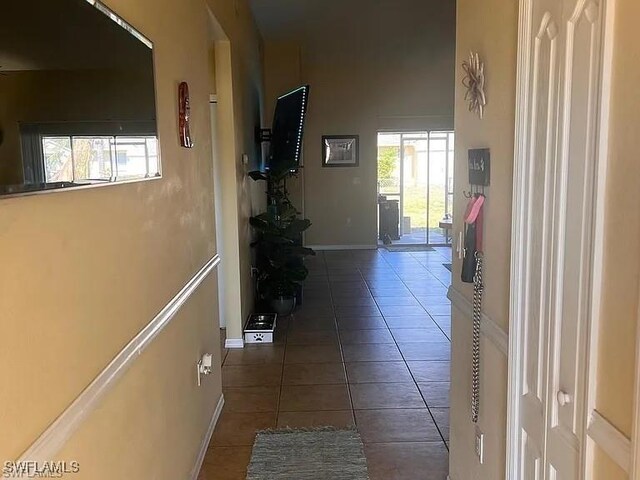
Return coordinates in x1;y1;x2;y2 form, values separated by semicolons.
261;0;456;247
594;0;640;476
207;0;265;340
57;275;221;479
594;445;629;480
0;0;262;477
449;0;518;478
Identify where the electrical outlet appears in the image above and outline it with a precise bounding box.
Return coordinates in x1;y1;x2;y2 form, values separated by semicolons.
475;426;484;464
250;267;259;277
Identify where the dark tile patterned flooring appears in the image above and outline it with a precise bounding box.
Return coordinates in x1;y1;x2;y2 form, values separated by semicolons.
199;248;452;480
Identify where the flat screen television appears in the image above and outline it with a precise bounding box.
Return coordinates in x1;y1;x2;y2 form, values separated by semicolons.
267;85;310;174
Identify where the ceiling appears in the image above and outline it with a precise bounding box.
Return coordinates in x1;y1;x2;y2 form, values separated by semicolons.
0;0;152;71
249;0;382;42
248;0;452;43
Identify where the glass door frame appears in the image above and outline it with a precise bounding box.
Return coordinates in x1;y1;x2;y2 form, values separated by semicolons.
377;130;454;247
399;133;429;241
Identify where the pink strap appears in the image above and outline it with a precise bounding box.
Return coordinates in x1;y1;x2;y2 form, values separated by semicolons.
475;206;484;252
465;194;485;224
463;196;477;222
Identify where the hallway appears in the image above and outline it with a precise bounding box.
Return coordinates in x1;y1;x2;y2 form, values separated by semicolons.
200;248;452;480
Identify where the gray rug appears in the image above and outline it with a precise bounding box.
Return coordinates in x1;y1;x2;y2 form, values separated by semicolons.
246;428;369;480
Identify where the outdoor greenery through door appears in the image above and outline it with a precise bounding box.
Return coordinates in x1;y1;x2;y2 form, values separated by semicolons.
377;131;454;246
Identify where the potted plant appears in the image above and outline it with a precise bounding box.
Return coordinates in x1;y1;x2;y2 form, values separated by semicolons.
249;170;315;315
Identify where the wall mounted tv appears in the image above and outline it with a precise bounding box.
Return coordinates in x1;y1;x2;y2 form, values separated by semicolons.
266;85;310;175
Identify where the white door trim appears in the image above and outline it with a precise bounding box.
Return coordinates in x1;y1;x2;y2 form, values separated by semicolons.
583;0;616;477
506;0;536;476
506;0;614;477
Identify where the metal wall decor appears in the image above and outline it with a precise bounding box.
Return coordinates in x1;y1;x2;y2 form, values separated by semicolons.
179;82;194;148
462;52;487;119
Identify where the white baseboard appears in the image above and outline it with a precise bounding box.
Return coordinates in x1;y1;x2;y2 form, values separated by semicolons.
587;409;631;474
225;338;244;349
19;254;221;463
305;244;378;251
190;394;225;480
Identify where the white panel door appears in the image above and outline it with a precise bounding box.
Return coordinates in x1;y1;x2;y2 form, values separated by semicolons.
545;1;603;479
519;1;563;478
514;0;604;479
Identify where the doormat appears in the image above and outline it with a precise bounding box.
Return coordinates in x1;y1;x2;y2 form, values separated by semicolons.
443;263;452;272
384;245;435;252
246;427;369;480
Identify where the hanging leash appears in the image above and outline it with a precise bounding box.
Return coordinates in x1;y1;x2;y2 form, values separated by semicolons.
462;194;485;424
471;254;483;423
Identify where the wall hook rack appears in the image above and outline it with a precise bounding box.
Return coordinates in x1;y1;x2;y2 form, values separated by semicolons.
463;183;486;199
463;148;490;198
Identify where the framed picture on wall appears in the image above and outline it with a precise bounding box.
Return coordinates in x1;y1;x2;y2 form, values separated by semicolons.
322;135;359;167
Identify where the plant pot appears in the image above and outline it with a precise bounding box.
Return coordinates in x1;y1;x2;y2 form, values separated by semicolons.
270;295;296;316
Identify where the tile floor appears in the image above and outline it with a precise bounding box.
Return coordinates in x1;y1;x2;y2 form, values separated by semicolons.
199;247;452;480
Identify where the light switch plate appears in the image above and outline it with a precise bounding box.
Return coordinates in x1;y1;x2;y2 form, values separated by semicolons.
475;426;484;464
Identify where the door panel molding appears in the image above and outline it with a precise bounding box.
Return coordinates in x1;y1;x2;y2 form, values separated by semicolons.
507;0;613;478
551;0;603;449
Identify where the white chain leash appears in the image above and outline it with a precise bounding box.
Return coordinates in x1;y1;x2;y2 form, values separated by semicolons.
471;252;484;424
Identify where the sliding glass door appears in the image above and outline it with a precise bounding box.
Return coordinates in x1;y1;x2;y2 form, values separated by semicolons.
377;131;454;246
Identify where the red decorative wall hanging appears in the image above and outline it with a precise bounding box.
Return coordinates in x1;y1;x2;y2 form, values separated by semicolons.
178;81;194;148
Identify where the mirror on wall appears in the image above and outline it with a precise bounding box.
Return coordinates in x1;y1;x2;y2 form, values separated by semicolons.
0;0;159;197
